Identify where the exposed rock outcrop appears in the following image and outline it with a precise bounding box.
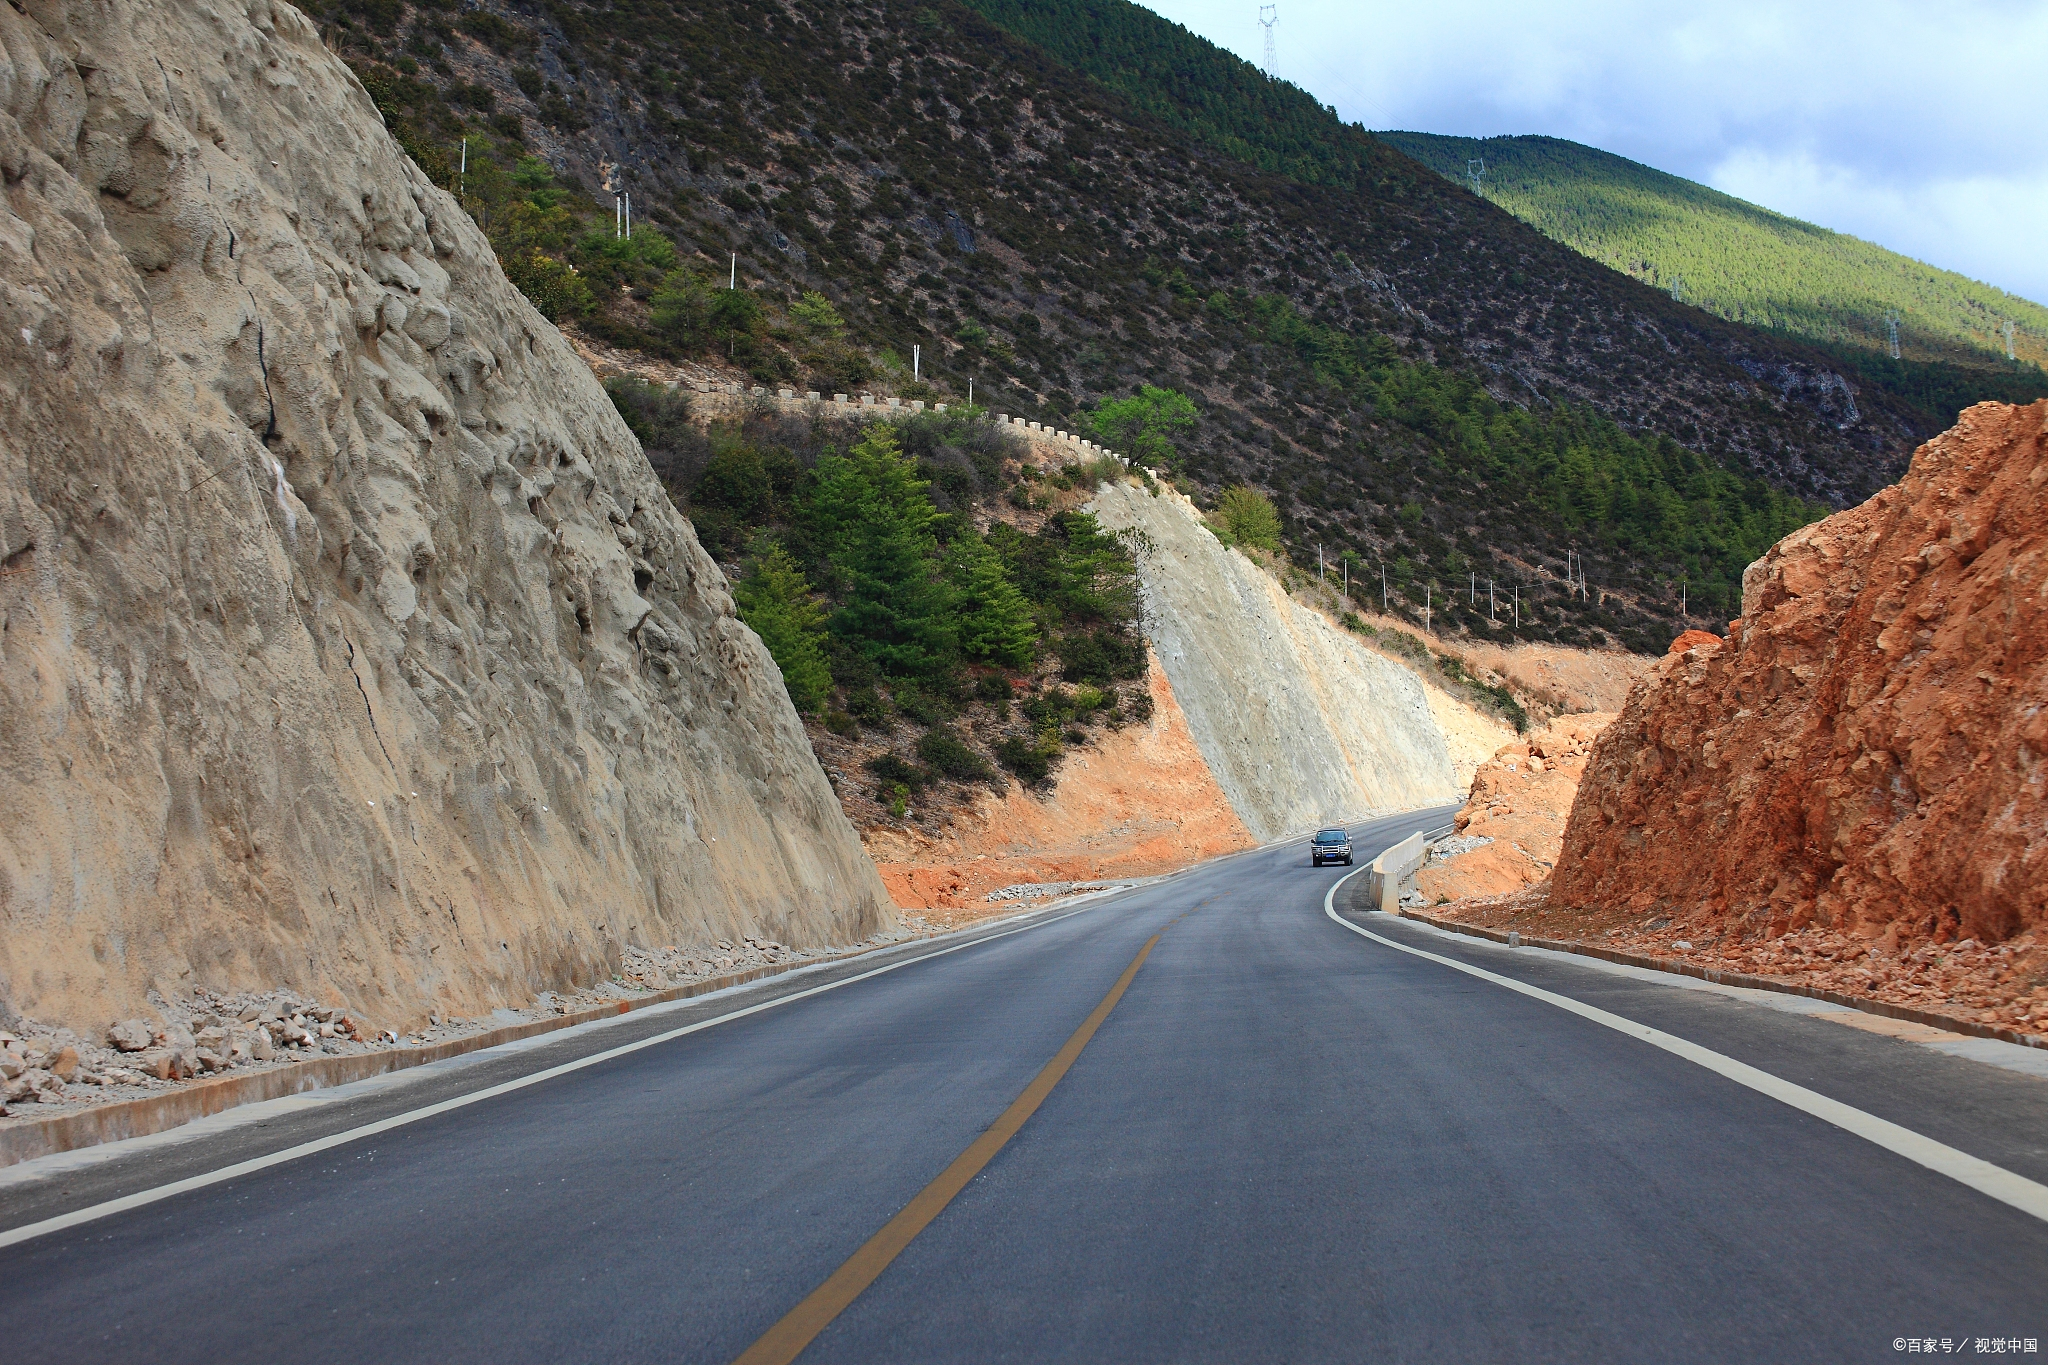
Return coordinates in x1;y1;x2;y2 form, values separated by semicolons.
1089;482;1471;839
1555;401;2047;951
0;0;890;1033
1417;712;1615;903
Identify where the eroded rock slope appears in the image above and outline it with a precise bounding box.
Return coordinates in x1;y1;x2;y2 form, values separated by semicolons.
0;0;890;1032
1090;482;1466;839
1556;401;2047;949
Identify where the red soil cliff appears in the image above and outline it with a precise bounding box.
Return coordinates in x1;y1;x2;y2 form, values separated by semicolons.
1556;401;2047;960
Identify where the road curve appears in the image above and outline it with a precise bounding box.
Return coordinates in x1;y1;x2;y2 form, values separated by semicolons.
2;806;2045;1363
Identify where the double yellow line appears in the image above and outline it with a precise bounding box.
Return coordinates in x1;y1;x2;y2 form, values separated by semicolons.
735;933;1164;1365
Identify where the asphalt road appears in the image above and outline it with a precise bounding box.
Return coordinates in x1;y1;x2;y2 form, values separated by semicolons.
4;805;2045;1363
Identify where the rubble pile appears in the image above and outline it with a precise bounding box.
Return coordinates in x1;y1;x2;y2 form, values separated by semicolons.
0;988;369;1116
1417;712;1616;902
1;927;917;1125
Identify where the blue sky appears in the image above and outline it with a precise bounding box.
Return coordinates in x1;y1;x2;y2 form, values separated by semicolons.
1141;0;2048;307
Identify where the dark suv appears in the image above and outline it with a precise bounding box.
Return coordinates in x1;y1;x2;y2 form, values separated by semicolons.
1310;827;1353;866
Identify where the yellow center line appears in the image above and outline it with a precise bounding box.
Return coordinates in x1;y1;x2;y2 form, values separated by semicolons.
733;931;1165;1365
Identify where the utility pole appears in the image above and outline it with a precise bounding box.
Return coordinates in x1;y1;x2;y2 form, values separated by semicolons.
730;253;737;290
968;376;974;407
1381;562;1388;614
615;192;622;239
1469;571;1475;604
1514;583;1519;631
1670;273;1682;302
1466;158;1485;196
913;344;921;381
1425;584;1432;635
1489;579;1495;621
1318;544;1325;580
1885;308;1901;360
625;190;632;240
1680;578;1687;616
2005;320;2018;361
459;137;466;200
1258;5;1277;79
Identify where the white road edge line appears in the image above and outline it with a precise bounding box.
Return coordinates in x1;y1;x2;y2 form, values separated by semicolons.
0;899;1112;1252
1321;868;2048;1226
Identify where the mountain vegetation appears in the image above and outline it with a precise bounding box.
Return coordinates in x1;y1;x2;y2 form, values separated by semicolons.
314;0;1947;650
631;396;1148;794
1380;133;2048;401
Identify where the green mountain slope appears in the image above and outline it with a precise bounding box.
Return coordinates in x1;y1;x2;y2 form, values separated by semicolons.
318;0;1944;652
956;3;2046;423
1380;133;2048;378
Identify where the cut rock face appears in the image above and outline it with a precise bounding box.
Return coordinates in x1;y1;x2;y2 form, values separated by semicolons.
0;0;891;1032
1556;401;2048;949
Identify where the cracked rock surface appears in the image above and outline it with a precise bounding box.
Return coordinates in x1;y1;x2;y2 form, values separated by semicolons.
0;0;891;1035
1555;402;2047;976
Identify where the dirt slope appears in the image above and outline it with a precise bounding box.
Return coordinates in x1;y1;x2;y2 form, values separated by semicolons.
0;0;889;1034
865;655;1253;916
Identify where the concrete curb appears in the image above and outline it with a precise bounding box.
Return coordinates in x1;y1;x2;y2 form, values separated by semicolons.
1388;905;2048;1051
0;947;888;1170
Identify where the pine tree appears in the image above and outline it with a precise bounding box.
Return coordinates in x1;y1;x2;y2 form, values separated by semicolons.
732;539;833;714
806;426;958;678
947;530;1037;667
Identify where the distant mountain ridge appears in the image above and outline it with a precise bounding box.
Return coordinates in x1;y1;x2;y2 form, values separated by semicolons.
1379;132;2048;378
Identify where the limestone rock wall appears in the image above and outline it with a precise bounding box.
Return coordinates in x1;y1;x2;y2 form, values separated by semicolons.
1555;401;2047;947
1088;482;1463;840
0;0;891;1031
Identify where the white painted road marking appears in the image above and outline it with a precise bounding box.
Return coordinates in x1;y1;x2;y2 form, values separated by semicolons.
1322;869;2048;1226
0;901;1111;1252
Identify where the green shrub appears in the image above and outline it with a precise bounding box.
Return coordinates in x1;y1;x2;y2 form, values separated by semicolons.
790;290;846;335
1215;485;1282;552
1087;385;1197;469
994;733;1055;783
916;725;995;782
865;752;931;792
732;540;833;714
501;251;594;321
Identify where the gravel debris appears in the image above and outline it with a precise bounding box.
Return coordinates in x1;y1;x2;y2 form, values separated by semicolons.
0;928;916;1128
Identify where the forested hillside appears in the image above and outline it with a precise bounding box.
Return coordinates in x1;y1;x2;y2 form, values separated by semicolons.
1382;133;2048;391
312;0;1937;650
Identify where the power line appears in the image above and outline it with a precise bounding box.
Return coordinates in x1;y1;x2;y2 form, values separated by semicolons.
1258;5;1277;78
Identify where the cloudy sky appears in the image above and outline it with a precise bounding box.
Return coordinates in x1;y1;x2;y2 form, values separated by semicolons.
1142;0;2048;306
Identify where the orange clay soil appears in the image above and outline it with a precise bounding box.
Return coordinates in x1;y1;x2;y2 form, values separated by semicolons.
1432;882;2048;1043
1416;712;1616;902
864;656;1254;927
1430;402;2048;1042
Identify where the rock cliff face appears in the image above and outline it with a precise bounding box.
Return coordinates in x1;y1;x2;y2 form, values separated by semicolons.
1089;482;1468;839
1555;402;2047;949
1418;712;1615;903
0;0;890;1031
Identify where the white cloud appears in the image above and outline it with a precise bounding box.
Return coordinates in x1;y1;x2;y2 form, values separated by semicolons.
1140;0;2048;303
